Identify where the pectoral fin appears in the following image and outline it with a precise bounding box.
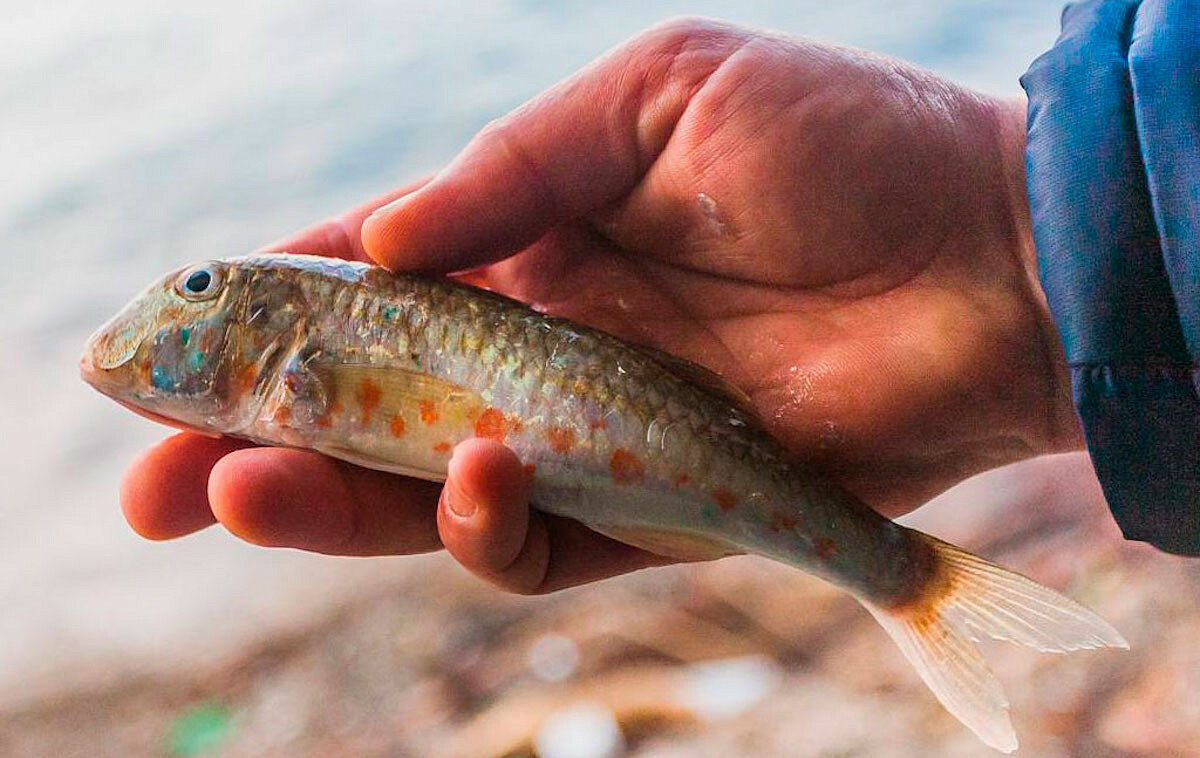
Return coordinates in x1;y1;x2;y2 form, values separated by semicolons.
307;360;480;420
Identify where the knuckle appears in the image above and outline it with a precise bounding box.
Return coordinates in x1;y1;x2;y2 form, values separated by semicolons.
472;115;511;144
475;118;566;217
640;15;737;49
627;17;755;111
287;217;360;260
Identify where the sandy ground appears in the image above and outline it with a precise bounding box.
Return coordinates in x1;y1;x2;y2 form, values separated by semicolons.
4;454;1194;758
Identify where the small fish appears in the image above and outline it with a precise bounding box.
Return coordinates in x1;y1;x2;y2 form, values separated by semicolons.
81;254;1126;752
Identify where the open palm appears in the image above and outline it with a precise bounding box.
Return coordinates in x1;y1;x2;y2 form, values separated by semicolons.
122;19;1080;593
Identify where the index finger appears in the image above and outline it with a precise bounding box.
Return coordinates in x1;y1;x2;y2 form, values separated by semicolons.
122;433;444;556
360;18;753;273
256;176;431;261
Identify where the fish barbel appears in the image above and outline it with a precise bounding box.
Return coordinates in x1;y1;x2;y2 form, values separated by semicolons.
81;253;1126;751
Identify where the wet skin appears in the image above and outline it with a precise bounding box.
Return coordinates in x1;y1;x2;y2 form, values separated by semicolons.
120;18;1081;594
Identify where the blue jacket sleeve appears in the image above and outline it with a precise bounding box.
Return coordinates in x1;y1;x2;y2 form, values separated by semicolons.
1021;0;1200;555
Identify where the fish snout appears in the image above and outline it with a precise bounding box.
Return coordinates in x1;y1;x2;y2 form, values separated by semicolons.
79;348;97;382
80;318;148;398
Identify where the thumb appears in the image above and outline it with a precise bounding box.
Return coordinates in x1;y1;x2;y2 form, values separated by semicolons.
436;438;673;594
361;18;750;273
437;438;547;593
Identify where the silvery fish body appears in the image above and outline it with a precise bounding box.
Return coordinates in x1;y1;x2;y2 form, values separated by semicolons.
81;254;1127;752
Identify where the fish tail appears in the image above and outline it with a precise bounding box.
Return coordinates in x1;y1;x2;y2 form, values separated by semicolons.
860;533;1128;753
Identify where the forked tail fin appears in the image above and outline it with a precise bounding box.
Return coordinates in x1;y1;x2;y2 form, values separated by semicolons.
861;534;1128;753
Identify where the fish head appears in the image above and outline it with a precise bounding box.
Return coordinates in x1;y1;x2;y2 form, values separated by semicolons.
81;258;303;434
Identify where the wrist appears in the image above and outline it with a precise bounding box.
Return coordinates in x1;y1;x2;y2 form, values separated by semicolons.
987;94;1085;456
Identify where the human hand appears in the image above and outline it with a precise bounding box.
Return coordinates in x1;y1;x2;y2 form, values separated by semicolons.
122;18;1080;592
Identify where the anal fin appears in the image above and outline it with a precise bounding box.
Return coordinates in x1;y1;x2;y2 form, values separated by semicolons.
590;524;742;561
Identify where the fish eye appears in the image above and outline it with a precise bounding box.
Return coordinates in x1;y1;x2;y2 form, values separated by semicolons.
175;264;224;301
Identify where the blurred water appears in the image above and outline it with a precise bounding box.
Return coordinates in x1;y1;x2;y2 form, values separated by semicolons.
0;0;1064;703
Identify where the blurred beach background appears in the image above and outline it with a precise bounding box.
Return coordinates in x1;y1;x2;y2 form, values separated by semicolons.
4;0;1199;755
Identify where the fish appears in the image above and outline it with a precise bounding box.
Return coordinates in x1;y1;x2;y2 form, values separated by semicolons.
81;253;1126;752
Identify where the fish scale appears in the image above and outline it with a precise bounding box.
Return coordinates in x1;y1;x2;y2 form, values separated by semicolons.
82;252;1128;753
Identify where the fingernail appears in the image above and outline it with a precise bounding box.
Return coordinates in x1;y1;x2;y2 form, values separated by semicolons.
442;480;476;519
366;194;412;224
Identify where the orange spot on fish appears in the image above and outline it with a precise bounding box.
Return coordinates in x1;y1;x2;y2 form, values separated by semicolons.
712;488;738;512
506;415;524;434
815;537;837;560
589;418;607;431
315;400;343;428
234;362;257;395
609;449;644;485
357;379;382;425
546;426;575;453
389;414;406;438
433;441;451;454
672;473;690;489
274;406;291;424
419;399;439;425
474;407;507;442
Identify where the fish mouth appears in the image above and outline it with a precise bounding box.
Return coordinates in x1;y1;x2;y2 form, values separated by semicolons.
80;296;158;398
79;349;98;381
111;396;222;438
79;346;128;396
79;354;221;438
